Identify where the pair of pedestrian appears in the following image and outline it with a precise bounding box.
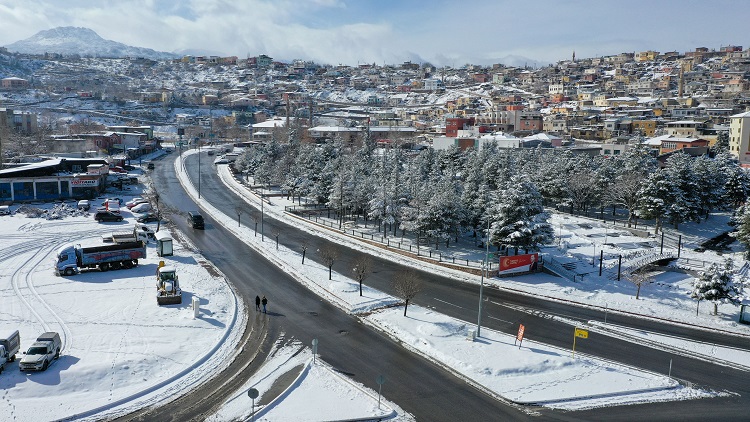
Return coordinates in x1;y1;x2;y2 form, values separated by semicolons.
255;295;268;314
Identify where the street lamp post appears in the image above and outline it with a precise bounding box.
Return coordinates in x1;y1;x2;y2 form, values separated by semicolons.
477;218;491;337
261;183;265;241
197;138;201;199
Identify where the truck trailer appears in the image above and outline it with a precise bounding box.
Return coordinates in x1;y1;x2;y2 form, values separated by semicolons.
56;241;146;276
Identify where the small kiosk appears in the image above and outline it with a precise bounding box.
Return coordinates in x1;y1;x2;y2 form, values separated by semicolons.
740;298;750;325
155;231;173;257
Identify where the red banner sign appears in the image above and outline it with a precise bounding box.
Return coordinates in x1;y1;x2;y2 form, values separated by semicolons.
516;324;525;343
499;253;538;271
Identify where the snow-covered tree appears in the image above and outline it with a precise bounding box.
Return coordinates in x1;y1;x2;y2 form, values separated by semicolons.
636;169;674;233
690;259;741;315
723;164;750;209
691;154;725;219
489;176;554;253
732;205;750;259
417;176;464;248
662;152;700;228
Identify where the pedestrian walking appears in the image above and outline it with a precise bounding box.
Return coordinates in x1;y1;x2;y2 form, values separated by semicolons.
261;296;268;314
255;295;261;312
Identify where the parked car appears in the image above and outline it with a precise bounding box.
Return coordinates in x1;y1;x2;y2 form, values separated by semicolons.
95;211;124;222
131;203;152;214
126;198;148;209
207;150;215;156
147;163;155;170
136;212;161;223
187;211;204;229
109;166;127;174
77;200;90;211
0;205;10;215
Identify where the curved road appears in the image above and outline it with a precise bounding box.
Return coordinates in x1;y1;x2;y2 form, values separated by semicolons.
140;151;750;421
141;152;532;421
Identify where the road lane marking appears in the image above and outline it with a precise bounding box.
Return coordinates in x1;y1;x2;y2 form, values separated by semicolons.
486;314;514;324
433;298;463;308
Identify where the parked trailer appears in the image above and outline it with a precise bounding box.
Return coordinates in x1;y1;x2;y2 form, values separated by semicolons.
56;241;146;276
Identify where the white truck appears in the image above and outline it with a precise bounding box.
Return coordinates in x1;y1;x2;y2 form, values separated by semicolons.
0;330;20;374
102;223;156;244
19;332;61;372
56;241;147;275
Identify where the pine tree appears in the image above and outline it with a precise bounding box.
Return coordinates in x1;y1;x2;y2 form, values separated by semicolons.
690;259;741;315
732;205;750;259
489;176;553;253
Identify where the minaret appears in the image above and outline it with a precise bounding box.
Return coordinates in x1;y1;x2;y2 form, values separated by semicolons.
572;51;576;63
678;63;684;99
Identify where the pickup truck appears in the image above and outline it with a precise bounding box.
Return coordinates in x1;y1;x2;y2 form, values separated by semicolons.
19;332;61;372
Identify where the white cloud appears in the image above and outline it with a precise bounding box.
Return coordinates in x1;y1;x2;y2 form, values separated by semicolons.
1;0;750;66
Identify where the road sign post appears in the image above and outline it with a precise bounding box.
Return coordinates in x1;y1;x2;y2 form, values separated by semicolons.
247;388;259;422
312;338;318;364
572;327;588;358
376;375;385;409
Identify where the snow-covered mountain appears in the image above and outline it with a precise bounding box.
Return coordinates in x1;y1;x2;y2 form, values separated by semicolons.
4;26;179;60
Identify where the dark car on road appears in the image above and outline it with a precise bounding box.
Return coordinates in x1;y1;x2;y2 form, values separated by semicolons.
94;211;124;222
187;211;204;229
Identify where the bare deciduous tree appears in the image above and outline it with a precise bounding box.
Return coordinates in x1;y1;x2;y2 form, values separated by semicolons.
235;204;244;227
605;173;643;227
392;270;423;316
629;266;652;300
318;245;339;280
352;255;373;296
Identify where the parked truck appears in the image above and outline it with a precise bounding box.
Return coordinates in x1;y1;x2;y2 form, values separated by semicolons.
0;330;20;374
156;264;182;305
19;332;61;372
56;241;146;276
102;223;156;244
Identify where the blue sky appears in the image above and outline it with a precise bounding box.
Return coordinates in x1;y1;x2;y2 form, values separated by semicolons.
1;0;748;66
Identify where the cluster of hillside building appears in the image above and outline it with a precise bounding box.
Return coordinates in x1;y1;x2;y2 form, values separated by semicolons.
3;44;750;170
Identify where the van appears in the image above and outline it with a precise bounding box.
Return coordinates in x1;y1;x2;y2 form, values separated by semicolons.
187;211;204;229
0;205;10;215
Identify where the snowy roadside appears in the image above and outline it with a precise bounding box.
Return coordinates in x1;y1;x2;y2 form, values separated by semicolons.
588;321;750;372
178;150;717;411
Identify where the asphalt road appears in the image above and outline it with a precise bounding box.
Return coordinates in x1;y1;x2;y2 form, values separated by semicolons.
147;151;750;421
148;153;533;421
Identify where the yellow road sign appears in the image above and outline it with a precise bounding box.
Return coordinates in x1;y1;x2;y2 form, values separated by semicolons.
574;328;588;339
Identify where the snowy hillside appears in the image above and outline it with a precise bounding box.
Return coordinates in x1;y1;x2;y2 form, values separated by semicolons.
4;27;179;60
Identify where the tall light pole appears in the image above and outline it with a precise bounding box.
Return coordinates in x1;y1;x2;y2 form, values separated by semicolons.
260;183;265;241
477;217;491;337
197;137;201;199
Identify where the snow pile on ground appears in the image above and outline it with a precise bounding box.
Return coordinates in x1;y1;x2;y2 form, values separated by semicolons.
15;202;89;219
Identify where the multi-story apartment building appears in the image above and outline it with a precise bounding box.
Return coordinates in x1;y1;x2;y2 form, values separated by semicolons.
729;111;750;166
